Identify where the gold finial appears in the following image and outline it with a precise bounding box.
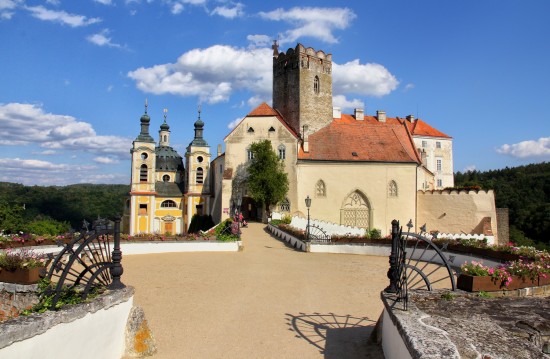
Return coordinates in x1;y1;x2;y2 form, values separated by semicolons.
144;98;148;113
163;108;168;121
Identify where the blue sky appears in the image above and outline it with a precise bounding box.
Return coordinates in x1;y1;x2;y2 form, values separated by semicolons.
1;0;549;186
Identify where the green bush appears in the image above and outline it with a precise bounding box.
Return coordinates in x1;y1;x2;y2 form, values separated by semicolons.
214;218;239;242
367;228;381;239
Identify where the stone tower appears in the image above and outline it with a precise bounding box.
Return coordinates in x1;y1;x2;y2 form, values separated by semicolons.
272;43;333;137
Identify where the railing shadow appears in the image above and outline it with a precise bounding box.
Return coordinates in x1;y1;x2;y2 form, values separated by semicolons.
285;312;383;358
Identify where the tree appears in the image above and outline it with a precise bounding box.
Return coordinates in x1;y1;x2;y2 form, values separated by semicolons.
247;140;289;219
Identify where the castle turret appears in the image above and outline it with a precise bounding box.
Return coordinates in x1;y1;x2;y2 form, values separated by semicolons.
272;43;333;137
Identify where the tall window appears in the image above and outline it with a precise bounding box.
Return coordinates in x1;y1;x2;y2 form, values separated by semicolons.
247;148;254;161
315;180;326;197
436;158;442;172
161;200;177;208
314;76;320;94
388;180;398;197
278;144;286;160
422;140;427;148
140;164;148;182
436;141;441;149
437;179;443;187
139;204;147;215
196;167;204;184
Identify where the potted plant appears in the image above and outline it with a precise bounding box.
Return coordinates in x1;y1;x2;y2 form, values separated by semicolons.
458;261;516;291
0;248;47;284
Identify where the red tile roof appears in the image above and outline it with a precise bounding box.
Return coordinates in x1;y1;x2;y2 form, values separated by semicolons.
224;102;298;139
298;117;421;163
337;114;451;138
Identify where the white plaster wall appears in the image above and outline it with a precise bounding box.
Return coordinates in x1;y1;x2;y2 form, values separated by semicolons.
382;309;413;359
0;298;133;359
120;241;241;255
309;244;390;256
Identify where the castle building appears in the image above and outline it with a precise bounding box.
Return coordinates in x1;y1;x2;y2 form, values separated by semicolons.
127;43;497;239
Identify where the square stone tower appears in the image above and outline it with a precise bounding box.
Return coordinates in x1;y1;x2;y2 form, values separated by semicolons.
272;43;333;137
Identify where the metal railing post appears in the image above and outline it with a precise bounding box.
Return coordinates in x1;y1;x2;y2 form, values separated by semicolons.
109;215;125;290
384;219;399;293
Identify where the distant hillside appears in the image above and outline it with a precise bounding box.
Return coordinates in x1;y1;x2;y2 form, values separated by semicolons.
0;182;130;230
454;162;550;248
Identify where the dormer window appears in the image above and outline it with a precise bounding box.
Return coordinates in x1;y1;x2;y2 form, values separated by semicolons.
248;127;255;133
268;127;275;132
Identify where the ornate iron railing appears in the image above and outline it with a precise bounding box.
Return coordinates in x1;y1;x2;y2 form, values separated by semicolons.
384;219;457;311
44;216;125;309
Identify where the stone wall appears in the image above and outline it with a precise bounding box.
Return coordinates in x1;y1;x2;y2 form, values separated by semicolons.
417;189;498;241
0;283;39;322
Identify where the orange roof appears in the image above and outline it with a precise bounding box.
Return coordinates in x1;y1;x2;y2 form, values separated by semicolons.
224;102;299;141
298;118;421;163
408;119;451;138
247;102;280;117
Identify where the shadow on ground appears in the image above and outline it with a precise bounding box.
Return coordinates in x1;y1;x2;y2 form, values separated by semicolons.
285;313;384;358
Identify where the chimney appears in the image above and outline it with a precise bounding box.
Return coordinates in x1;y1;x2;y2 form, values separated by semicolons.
376;110;386;123
333;107;341;119
354;108;364;121
217;144;222;157
420;149;427;166
406;114;415;123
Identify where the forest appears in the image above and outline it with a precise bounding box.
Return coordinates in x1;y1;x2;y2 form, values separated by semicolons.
454;162;550;249
0;182;129;235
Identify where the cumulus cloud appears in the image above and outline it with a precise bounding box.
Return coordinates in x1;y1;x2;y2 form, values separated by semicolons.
128;45;272;104
497;137;550;159
333;60;399;97
227;117;243;130
404;83;415;92
0;103;131;158
24;5;101;27
463;165;476;173
94;0;113;5
332;95;364;111
0;158;127;185
211;2;244;19
87;29;125;49
247;34;271;49
0;0;20;19
259;7;355;45
93;156;119;164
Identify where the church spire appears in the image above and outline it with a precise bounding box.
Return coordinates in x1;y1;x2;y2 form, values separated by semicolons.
135;99;154;143
159;108;170;147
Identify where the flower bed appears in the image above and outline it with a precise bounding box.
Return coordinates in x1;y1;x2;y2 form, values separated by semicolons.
0;248;47;284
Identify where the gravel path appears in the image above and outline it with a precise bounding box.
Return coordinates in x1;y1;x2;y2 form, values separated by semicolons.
122;223;387;358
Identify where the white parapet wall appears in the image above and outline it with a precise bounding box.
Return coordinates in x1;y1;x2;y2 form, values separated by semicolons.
0;287;134;359
381;309;413;359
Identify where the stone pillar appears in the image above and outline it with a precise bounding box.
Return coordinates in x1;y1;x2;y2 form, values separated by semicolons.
496;208;509;245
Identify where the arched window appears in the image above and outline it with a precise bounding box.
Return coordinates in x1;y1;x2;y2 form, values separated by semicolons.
162;174;170;182
278;144;286;160
279;198;290;212
161;200;177;208
314;76;320;94
196;167;204;184
140;164;148;182
315;180;326;197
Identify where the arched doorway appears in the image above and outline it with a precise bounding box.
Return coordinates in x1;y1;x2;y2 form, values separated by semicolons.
340;190;371;228
240;197;259;221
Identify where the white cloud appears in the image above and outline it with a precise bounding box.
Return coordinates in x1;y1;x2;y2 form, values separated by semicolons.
259;7;355;45
94;0;113;5
333;60;399;97
332;95;364;111
211;2;244;19
87;29;124;49
227;117;242;130
0;103;131;158
247;95;266;108
25;5;101;27
128;45;272;104
0;0;19;19
171;3;183;14
94;156;119;164
497;137;550;159
107;85;114;92
0;158;127;185
404;83;415;92
247;34;271;49
463;165;476;173
45;0;60;5
32;150;57;155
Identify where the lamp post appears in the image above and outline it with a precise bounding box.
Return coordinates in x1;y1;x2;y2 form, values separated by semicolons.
305;195;311;242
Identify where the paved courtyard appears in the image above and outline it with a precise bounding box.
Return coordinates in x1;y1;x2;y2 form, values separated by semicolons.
122;223;388;358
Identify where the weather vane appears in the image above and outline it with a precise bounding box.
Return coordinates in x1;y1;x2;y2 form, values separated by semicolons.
144;98;148;114
163;108;168;122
